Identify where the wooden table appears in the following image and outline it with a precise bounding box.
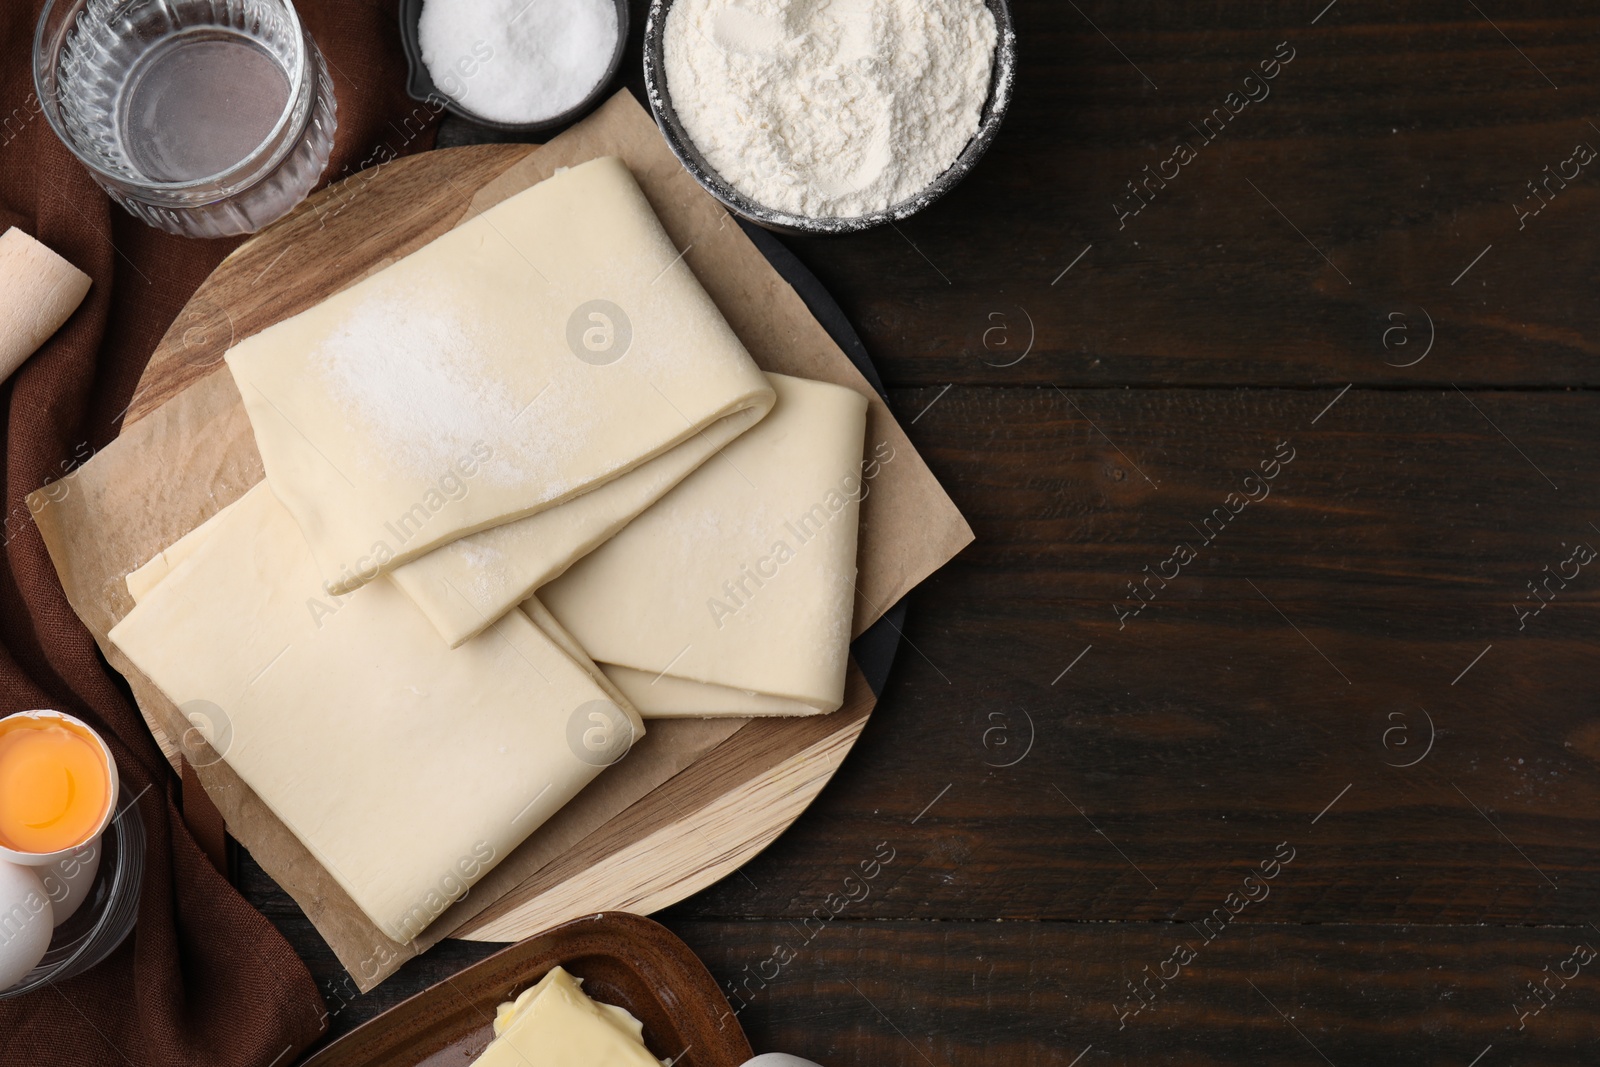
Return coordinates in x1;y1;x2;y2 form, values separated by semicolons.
261;2;1600;1062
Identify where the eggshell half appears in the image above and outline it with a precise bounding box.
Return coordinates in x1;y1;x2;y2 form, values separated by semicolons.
38;838;101;926
0;861;54;989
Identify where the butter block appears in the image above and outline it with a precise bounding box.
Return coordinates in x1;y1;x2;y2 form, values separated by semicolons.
475;966;663;1067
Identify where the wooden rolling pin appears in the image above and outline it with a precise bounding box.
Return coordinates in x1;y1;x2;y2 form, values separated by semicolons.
0;227;92;382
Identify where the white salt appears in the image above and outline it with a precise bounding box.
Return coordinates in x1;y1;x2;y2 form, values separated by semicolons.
419;0;619;124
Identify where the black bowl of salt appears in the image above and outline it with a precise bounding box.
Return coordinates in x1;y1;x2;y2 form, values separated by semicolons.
398;0;629;135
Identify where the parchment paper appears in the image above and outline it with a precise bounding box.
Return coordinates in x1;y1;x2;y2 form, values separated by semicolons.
29;92;973;990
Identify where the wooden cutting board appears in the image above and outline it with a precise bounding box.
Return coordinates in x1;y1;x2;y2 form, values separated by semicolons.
126;142;878;942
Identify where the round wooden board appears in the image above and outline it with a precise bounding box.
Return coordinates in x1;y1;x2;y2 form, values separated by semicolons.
127;145;876;942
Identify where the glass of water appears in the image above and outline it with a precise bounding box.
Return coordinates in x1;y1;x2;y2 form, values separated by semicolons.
33;0;338;238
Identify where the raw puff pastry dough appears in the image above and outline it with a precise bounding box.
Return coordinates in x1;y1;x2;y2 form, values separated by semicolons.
225;156;773;595
109;483;643;943
389;400;767;648
539;374;868;716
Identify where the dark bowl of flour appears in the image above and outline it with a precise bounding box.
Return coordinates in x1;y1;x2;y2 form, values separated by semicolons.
643;0;1015;235
398;0;629;134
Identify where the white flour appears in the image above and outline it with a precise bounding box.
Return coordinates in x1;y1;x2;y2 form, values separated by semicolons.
663;0;998;219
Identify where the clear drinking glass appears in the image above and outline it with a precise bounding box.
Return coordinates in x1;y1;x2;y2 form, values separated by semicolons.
33;0;338;238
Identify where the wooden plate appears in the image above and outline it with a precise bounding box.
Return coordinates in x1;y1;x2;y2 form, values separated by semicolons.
125;144;882;942
300;912;752;1066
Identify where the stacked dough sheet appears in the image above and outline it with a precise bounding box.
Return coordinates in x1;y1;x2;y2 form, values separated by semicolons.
108;157;870;943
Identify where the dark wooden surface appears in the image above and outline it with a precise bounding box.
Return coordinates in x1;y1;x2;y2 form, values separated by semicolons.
263;1;1600;1063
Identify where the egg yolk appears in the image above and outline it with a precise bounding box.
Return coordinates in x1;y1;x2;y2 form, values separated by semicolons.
0;719;111;854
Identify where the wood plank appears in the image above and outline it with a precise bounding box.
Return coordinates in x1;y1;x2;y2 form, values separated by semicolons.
268;904;1600;1063
671;919;1600;1067
654;384;1600;926
884;383;1600;606
726;4;1600;388
668;593;1600;927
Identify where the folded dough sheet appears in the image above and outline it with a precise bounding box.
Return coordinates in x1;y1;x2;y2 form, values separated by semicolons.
388;399;766;648
108;483;643;943
539;373;868;717
225;155;774;596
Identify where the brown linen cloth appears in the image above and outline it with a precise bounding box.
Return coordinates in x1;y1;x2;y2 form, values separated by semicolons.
0;2;440;1063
